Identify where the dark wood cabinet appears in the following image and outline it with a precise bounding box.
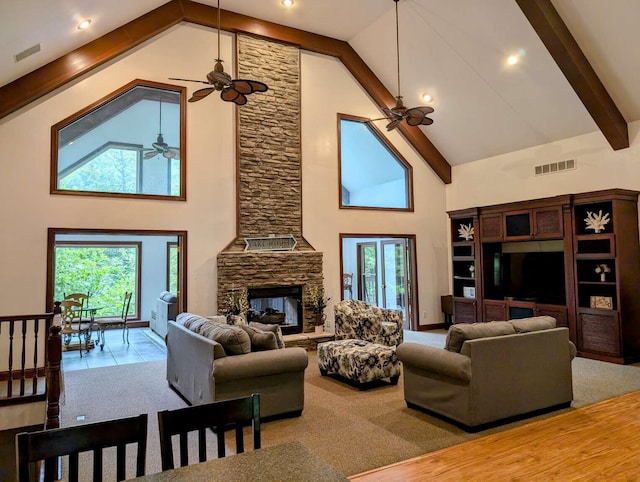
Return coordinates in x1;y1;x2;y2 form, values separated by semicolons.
449;189;639;364
449;209;482;324
483;300;506;321
452;298;477;324
479;213;503;241
572;189;640;363
532;206;563;239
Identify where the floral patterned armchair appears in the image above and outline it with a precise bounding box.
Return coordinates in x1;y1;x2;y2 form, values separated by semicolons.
334;299;403;347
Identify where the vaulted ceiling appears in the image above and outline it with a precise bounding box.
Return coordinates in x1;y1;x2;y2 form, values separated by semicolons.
1;0;637;184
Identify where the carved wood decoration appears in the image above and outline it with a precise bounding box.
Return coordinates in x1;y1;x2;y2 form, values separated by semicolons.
0;0;451;184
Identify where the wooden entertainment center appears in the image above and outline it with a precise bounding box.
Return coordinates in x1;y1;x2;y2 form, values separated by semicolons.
448;188;640;364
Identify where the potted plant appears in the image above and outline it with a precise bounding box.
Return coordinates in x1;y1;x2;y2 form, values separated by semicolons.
220;288;249;325
305;285;330;333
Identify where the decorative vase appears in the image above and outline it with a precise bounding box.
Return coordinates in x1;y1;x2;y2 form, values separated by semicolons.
313;313;325;333
600;273;606;282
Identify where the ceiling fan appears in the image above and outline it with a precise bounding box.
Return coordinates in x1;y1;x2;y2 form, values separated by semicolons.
169;0;268;105
369;0;434;131
143;100;179;160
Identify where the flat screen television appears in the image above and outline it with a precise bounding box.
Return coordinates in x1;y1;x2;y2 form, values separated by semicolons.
489;242;566;305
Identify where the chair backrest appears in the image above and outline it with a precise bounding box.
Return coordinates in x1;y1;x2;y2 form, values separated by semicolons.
16;413;148;482
64;292;89;308
59;299;83;328
157;393;261;471
121;292;132;321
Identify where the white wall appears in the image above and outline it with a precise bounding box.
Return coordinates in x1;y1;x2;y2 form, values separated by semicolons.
446;122;640;211
0;26;449;328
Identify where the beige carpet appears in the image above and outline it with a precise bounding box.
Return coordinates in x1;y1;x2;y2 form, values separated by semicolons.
60;341;640;479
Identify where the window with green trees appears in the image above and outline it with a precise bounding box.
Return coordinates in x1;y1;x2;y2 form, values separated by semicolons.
54;243;139;318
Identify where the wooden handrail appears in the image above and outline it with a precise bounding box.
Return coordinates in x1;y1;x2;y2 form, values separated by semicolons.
0;302;62;429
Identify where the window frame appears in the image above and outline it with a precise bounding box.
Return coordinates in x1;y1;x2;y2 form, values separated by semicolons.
50;79;187;201
337;113;414;212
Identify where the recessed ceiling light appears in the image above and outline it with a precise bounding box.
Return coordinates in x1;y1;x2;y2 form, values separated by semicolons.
77;19;92;30
507;55;519;65
281;0;294;6
421;93;433;103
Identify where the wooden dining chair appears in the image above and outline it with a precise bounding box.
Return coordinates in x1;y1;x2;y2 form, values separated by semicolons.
93;291;132;349
64;292;92;323
16;413;148;482
59;299;92;357
157;393;261;470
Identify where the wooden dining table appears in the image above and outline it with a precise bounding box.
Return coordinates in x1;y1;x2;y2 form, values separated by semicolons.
128;441;348;481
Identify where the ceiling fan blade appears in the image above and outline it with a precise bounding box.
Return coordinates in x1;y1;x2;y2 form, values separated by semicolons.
163;149;179;159
220;88;248;105
144;150;159;159
385;119;402;131
189;88;216;102
409;106;435;115
233;79;269;94
169;77;211;85
405;106;435;126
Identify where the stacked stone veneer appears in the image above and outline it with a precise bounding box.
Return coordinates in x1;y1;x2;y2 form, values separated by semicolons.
217;34;323;333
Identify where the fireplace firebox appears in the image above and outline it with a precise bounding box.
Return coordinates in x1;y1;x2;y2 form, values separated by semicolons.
247;286;303;335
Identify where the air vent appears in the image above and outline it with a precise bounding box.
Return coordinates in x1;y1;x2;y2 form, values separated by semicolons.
14;43;41;62
535;159;576;176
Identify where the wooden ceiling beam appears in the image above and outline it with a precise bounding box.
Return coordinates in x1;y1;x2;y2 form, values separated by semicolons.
516;0;628;150
0;0;450;183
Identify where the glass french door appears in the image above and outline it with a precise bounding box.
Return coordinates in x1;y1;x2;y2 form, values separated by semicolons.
344;235;415;329
381;239;408;313
357;242;378;305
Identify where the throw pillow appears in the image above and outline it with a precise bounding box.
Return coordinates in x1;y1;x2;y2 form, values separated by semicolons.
176;313;209;332
510;316;557;333
445;321;516;353
226;314;248;326
198;320;251;356
249;322;285;349
240;325;278;351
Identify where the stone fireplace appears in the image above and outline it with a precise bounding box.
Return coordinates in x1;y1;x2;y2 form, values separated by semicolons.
216;34;324;334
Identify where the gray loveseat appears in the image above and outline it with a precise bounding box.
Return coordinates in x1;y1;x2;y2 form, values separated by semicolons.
166;313;308;419
397;316;576;428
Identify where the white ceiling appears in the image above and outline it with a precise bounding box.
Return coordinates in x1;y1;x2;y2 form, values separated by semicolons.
1;0;639;167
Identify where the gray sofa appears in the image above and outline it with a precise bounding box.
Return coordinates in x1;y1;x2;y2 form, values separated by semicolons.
397;316;576;428
151;291;177;339
166;314;308;419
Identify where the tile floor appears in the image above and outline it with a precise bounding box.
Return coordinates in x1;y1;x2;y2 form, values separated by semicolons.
62;327;166;372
